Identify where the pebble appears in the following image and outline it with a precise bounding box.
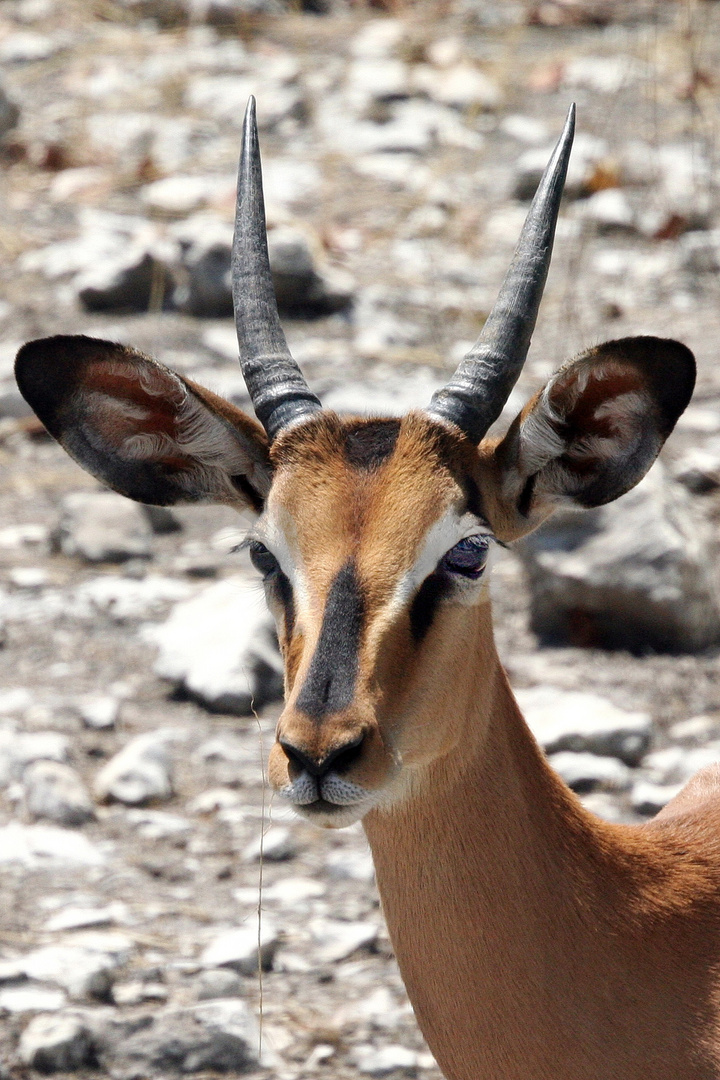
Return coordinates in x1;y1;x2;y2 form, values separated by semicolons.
0;822;105;868
201;918;280;975
548;751;632;793
243;826;298;863
309;918;379;964
325;847;375;883
20;942;123;1000
44;902;126;933
195;966;244;1001
23;760;95;828
516;688;652;766
75;694;120;730
631;781;685;816
55;492;152;564
19;1014;94;1071
353;1043;419;1075
143;577;283;716
0;986;67;1013
94;729;176;805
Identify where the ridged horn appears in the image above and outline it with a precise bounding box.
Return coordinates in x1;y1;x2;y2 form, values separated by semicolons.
426;104;576;443
232;96;322;441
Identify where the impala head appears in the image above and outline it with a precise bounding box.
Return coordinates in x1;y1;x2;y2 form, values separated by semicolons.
16;100;695;828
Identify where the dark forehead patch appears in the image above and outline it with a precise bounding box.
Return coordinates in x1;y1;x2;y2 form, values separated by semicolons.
343;419;401;470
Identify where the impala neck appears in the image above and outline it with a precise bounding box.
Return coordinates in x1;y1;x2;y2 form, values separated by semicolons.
363;602;674;1080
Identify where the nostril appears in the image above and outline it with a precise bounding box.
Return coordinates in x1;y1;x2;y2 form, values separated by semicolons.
279;733;366;779
325;733;365;775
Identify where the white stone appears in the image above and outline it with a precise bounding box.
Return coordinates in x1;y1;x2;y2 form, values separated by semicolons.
263;877;326;904
187;787;242;814
0;31;58;63
243;826;298;863
515;132;608;199
414;63;501;110
45;903;126;933
350;19;405;60
309;919;378;964
140;175;228;216
76;695;120;730
325;847;375;883
195;967;244;1001
112;980;168;1005
56;492;152;563
668;716;718;744
23;761;95;828
125;808;191;839
516;688;652;766
548;751;632;793
353;1044;418;1075
70;575;192;622
499;114;549;145
0;822;105;868
95;729;176;805
0;986;66;1012
19;1014;94;1070
641;744;720;786
631;781;684;816
517;464;720;654
9;567;48;589
580;188;635;230
21;943;122;999
143;576;282;715
563;55;647;94
201;918;279;975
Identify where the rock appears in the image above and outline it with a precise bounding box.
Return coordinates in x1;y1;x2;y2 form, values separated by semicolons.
672;441;720;494
77;248;174;314
0;822;105;868
563;54;646;94
140;175;228;217
143;577;283;715
514;132;608;200
95;998;259;1075
641;744;720;786
8;567;48;589
23;761;95;828
70;575;192;622
268;226;354;317
45;903;126;933
668;716;718;744
19;1014;95;1072
0;82;19;139
499;114;549;145
195;967;244;1001
548;751;632;793
308;919;378;964
55;493;153;564
325;847;375;883
0;31;59;63
579;188;635;232
95;730;175;805
516;464;720;654
75;695;120;730
631;781;684;816
678;231;720;276
0;986;66;1013
186;73;304;132
243;826;298;863
20;941;125;1000
112;980;168;1005
515;688;652;766
413;63;501;110
263;877;326;904
142;505;183;535
200;918;280;975
353;1044;419;1076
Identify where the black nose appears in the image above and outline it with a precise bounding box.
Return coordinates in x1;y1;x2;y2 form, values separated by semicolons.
279;732;366;779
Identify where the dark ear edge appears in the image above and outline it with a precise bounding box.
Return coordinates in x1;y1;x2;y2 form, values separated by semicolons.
488;335;696;537
15;334;271;510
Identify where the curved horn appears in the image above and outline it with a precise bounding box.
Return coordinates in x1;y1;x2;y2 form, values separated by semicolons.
232;97;322;441
426;104;576;443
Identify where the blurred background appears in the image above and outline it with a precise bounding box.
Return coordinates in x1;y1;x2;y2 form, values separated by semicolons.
1;0;720;1076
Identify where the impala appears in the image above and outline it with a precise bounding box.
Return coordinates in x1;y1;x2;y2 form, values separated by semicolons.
16;98;720;1079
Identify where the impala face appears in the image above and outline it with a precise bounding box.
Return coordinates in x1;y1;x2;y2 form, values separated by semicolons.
14;100;696;833
256;413;497;826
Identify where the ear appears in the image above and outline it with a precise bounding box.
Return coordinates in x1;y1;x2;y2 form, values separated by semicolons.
15;335;271;511
487;336;695;540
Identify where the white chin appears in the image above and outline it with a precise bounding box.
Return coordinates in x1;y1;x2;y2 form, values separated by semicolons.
294;802;369;829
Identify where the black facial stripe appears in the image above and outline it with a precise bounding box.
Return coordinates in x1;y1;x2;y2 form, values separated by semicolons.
230;473;264;513
296;562;364;719
409;571;453;643
343;419;401;470
274;570;295;640
517;473;536;518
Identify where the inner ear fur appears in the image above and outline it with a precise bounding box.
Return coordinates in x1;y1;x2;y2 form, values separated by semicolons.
15;335;271;510
488;336;695;538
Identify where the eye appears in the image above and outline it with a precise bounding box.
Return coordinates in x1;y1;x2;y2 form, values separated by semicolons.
441;535;490;579
248;540;280;578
